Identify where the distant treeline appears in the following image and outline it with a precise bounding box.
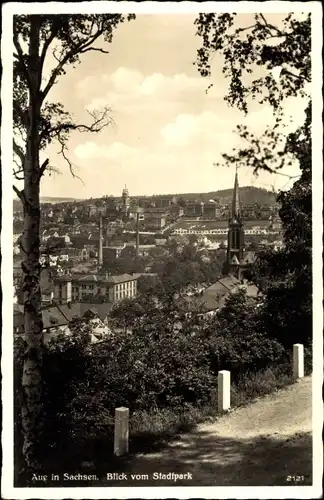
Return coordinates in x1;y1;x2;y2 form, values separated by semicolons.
13;186;277;212
173;187;277;206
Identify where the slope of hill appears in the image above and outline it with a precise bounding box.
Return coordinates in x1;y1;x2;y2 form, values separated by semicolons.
40;196;82;204
13;196;82;211
13;187;277;212
173;187;277;205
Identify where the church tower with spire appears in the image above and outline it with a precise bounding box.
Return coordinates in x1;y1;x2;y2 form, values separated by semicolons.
227;169;245;276
121;184;130;215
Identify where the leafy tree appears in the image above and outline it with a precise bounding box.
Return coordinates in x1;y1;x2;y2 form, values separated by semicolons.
12;13;135;470
137;274;163;295
195;13;310;115
178;197;187;208
246;106;311;347
204;289;285;379
195;12;311;348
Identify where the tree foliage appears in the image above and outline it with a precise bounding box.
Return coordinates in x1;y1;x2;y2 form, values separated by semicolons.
14;289;285;476
195;13;310;114
147;240;222;299
195;12;312;348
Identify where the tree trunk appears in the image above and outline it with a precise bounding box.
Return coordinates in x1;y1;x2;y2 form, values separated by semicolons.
21;17;44;471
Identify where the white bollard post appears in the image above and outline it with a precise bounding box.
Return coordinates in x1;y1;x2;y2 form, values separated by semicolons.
114;407;129;456
218;370;231;411
293;344;304;380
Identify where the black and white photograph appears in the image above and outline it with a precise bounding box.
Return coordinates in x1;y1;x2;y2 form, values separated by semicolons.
1;1;323;499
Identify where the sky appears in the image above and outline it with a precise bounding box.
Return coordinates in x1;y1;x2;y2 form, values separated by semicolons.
22;13;309;198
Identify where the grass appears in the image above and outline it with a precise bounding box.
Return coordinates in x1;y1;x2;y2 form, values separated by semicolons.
129;363;294;450
231;364;294;407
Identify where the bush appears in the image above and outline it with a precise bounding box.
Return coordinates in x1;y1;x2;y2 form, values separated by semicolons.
204;289;286;380
14;289;307;473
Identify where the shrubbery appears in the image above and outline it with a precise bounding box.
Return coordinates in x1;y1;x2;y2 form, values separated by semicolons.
14;289;298;463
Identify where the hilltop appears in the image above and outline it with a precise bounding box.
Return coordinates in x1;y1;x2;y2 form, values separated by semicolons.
13;196;82;211
171;187;277;205
87;186;278;206
13;186;278;211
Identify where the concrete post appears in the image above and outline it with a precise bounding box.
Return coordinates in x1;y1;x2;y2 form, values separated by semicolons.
218;370;231;411
293;344;304;380
114;407;129;456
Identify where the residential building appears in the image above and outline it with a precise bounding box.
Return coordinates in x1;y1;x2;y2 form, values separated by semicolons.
13;302;113;344
180;276;260;315
202;202;218;218
53;275;72;303
153;196;173;208
142;212;166;231
184;201;202;217
53;272;138;304
103;244;126;262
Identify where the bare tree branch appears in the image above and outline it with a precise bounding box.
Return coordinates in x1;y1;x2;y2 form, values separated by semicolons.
259;13;284;36
40;106;114;142
13;157;23;171
274;171;300;180
13;139;25;164
40;25;106;102
79;46;109;55
39;27;57;73
282;67;311;83
39;158;50;179
13;184;24;201
57;135;84;184
13;156;25;180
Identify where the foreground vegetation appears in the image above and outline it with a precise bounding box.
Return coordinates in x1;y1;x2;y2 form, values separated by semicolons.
14;288;312;485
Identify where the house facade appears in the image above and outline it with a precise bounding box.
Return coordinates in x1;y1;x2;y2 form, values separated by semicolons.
53;273;138;304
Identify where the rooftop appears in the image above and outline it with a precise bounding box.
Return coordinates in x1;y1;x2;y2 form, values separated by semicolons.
173;219;271;230
14;302;114;329
54;272;138;285
180;276;259;313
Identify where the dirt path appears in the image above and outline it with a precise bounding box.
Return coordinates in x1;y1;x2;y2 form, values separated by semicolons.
112;377;312;486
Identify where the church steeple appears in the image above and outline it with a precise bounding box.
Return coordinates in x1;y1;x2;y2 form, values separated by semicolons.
227;169;244;276
231;168;241;221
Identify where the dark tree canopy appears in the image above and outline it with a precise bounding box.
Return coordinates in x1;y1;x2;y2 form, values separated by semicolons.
194;12;312;348
195;13;310;114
